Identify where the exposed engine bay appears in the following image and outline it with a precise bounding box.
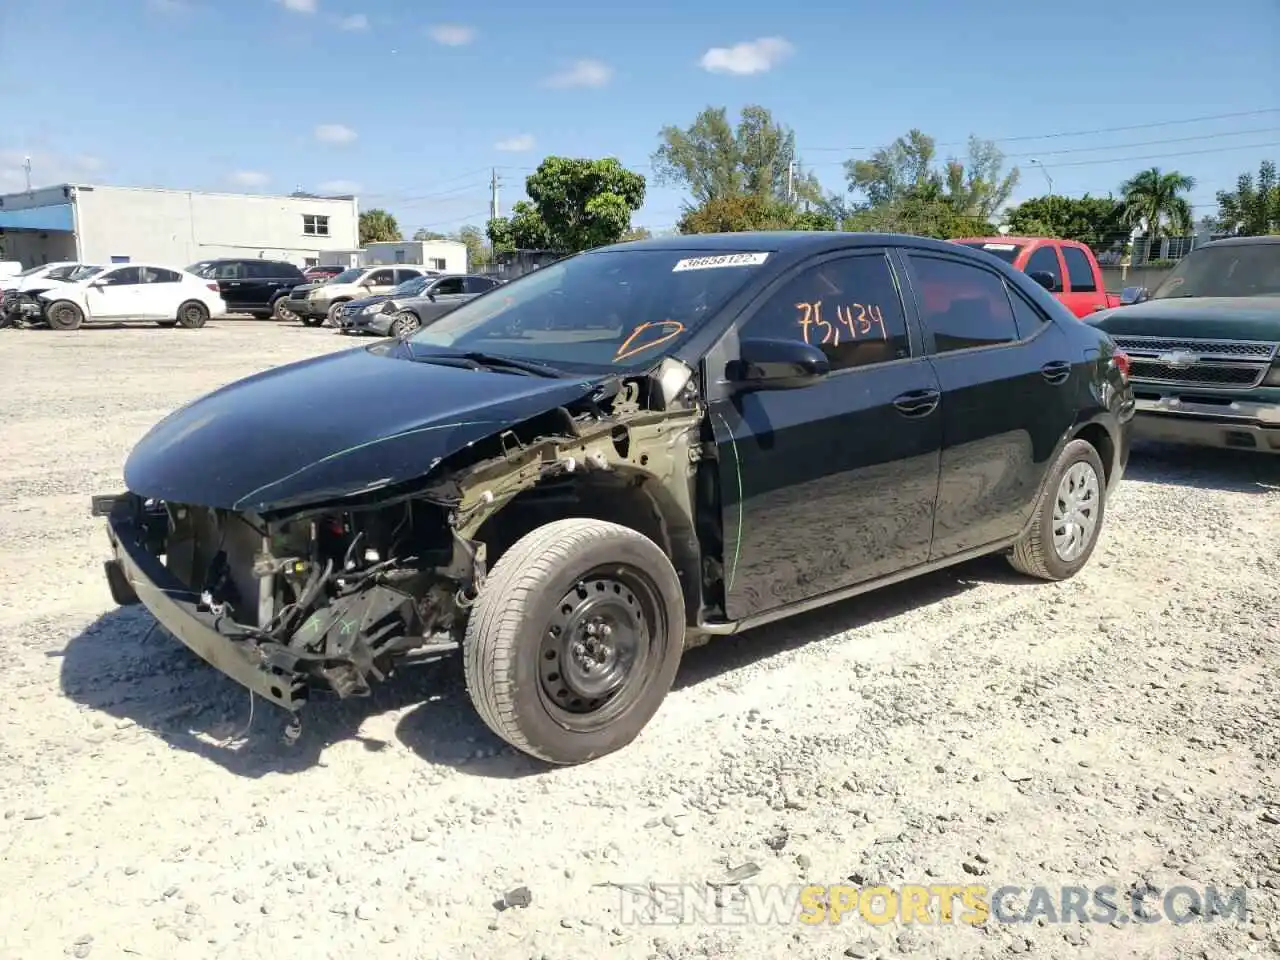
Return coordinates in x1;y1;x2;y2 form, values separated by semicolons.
97;357;724;715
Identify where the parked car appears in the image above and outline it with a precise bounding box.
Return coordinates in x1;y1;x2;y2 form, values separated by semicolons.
0;262;92;327
1088;235;1280;454
38;263;227;331
953;236;1122;318
331;272;437;334
0;261;84;293
91;231;1133;765
185;258;307;321
303;264;346;282
337;273;500;337
286;264;435;326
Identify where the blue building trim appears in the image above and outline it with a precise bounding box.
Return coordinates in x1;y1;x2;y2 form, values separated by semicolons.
0;203;76;232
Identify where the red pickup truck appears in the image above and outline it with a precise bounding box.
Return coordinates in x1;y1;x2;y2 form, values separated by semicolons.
952;236;1121;318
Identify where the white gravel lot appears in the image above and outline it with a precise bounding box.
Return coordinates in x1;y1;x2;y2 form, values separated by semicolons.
0;320;1277;960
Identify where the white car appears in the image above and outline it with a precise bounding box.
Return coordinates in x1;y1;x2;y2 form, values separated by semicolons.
37;263;228;331
0;261;85;294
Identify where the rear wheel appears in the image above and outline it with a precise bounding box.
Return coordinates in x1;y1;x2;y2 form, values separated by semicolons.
1008;438;1107;581
389;310;420;338
46;300;84;331
463;518;686;765
176;300;209;329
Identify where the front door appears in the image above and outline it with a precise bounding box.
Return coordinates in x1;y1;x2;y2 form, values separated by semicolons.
85;266;144;318
705;250;943;621
900;251;1081;558
1058;244;1107;318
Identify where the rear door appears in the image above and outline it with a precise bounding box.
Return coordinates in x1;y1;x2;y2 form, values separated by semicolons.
704;248;944;620
900;251;1080;558
464;276;500;298
393;268;422;287
240;261;294;310
1058;244;1107;317
138;266;185;317
209;260;251;311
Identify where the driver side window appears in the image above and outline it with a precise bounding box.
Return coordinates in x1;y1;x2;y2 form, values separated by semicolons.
101;267;142;286
740;253;911;372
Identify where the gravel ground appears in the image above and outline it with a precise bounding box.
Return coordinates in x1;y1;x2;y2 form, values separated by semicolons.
0;321;1277;960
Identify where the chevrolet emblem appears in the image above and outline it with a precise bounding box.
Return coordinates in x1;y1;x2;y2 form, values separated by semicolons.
1158;349;1198;368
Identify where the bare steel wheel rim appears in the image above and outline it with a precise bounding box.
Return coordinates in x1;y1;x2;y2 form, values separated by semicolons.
1052;460;1100;563
392;311;419;336
183;303;204;324
536;567;665;733
54;305;77;325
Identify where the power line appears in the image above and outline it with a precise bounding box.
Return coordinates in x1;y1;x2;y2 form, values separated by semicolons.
801;107;1280;153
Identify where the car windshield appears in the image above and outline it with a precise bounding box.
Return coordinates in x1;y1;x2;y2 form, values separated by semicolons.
185;261;215;277
391;275;431;296
331;268;365;283
955;241;1023;264
45;265;78;280
1151;243;1280;299
408;248;770;372
15;264;49;277
70;265;103;281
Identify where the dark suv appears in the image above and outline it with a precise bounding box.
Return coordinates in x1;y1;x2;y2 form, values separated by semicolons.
185;258;307;320
94;232;1135;766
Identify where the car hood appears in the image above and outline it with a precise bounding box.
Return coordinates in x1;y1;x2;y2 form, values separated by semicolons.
123;344;613;513
1089;296;1280;340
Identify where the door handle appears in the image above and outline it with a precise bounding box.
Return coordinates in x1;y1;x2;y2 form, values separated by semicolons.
892;388;940;418
1041;360;1071;385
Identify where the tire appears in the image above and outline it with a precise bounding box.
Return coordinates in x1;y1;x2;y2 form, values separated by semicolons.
176;300;209;329
1007;438;1107;581
45;300;84;331
272;298;297;322
389;310;420;338
156;320;177;328
326;301;349;326
463;518;686;765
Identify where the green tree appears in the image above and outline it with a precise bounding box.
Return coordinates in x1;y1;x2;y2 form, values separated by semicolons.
843;197;992;240
486;200;553;253
359;208;402;244
524;156;646;252
412;228;448;241
677;194;837;234
1213;159;1280;236
1003;194;1127;246
620;226;652;241
453;224;491;268
1118;167;1196;237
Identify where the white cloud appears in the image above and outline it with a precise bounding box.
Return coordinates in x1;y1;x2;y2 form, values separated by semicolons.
229;170;269;188
427;24;475;46
314;123;357;145
318;179;361;193
699;37;794;75
339;13;368;30
276;0;317;13
543;58;613;89
0;150;107;189
494;134;535;152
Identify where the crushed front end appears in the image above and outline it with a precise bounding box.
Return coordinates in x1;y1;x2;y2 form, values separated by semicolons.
93;491;470;711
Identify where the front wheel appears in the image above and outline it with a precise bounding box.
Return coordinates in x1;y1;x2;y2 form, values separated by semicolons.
1008;438;1107;581
463;518;686;765
272;298;298;322
46;300;84;331
388;310;420;338
325;301;348;326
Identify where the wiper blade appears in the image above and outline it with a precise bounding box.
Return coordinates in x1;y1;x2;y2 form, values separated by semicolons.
405;346;564;377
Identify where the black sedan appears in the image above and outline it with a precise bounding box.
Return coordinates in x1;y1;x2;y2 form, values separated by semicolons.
92;231;1134;766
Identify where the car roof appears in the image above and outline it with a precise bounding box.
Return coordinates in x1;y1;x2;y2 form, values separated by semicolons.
952;235;1073;246
600;230;975;258
1200;235;1280;248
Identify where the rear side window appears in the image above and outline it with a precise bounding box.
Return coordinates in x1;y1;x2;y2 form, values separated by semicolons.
143;267;181;283
908;254;1020;353
465;276;497;293
432;276;467;295
741;252;911;372
1005;282;1049;338
1061;246;1097;292
211;261;244;280
1024;247;1063;292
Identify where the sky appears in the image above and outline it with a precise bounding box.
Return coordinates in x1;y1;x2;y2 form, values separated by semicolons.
1;0;1278;237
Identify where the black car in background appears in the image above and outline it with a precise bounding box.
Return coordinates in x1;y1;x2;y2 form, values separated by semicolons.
94;231;1134;766
185;258;307;320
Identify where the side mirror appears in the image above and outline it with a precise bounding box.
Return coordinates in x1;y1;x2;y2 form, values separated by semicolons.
1028;270;1057;291
1119;286;1150;305
726;337;829;391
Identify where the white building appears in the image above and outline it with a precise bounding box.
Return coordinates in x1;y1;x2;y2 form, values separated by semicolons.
363;239;469;273
0;183;360;269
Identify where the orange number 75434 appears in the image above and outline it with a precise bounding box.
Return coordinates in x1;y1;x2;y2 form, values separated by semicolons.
795;301;887;346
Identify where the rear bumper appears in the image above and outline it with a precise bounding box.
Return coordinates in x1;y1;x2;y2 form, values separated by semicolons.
96;494;308;711
1132;396;1280;453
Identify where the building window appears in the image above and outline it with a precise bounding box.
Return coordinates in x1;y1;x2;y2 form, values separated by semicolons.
428;257;446;270
303;214;330;237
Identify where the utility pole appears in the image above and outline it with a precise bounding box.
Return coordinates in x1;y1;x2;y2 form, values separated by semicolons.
786;161;795;204
489;168;501;220
23;156;32;192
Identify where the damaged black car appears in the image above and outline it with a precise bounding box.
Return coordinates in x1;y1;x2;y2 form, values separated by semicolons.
94;232;1134;764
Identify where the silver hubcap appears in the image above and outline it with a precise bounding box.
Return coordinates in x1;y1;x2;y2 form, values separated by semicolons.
1052;461;1100;562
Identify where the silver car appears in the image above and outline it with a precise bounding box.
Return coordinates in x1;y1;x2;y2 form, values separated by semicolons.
342;274;502;337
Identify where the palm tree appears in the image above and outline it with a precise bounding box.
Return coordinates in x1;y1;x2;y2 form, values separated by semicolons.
1118;167;1196;237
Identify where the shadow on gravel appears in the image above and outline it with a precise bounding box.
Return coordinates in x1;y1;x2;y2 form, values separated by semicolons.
675;560;989;690
59;606;538;780
1127;441;1280;494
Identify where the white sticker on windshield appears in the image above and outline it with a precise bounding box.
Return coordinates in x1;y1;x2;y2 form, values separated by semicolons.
672;252;769;272
983;243;1017;251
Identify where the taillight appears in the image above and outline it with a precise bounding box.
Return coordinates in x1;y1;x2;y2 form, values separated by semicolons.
1111;350;1130;380
207;282;219;293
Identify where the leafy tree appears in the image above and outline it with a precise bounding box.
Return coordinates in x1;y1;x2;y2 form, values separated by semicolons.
620;226;652;241
1003;194;1127;246
1118;167;1195;236
523;156;646;253
359;208;401;244
651;105;825;207
844;129;1018;224
412;228;448;241
843;197;992;240
486;200;553;253
677;194;837;234
1213;159;1280;236
454;224;491;268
